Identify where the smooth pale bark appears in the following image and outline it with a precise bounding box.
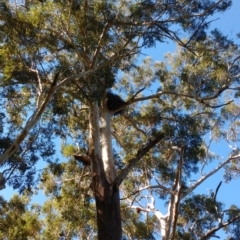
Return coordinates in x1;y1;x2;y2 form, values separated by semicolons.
154;211;168;240
100;105;115;184
89;102;122;240
154;153;240;239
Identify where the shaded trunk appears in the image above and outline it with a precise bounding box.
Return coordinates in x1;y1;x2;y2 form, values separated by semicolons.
95;181;122;240
89;102;122;240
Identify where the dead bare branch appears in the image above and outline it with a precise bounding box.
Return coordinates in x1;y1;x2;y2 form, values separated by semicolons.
129;87;146;100
120;184;176;200
182;154;240;200
205;100;234;109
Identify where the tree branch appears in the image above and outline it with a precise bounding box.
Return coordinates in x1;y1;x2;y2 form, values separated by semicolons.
182;154;240;200
123;114;147;137
205;100;234;109
91;21;112;68
128;87;146;100
171;147;184;240
0;73;61;165
114;0;225;27
120;87;233;111
114;132;165;188
200;215;240;240
213;181;223;223
213;181;222;203
120;184;176;200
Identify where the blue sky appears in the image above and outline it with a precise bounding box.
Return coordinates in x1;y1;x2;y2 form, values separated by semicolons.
1;1;240;239
143;1;240;238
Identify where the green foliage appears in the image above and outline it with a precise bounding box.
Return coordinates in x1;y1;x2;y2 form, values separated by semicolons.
0;0;239;239
121;206;157;239
39;158;97;239
178;194;225;238
0;194;42;240
61;144;76;157
224;205;240;239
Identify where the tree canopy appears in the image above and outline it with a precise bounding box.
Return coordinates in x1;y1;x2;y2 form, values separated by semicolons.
0;0;240;239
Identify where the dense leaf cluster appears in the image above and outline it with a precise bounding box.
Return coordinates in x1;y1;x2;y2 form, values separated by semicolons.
0;0;240;239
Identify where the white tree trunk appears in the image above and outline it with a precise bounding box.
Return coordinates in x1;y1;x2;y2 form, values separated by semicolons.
89;101;122;240
100;106;115;183
154;211;169;240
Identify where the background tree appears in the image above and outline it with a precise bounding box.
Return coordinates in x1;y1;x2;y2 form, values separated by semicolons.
0;0;240;239
0;194;42;240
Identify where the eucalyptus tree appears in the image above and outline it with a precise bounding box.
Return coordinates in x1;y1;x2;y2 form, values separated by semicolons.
0;194;42;240
0;0;238;239
114;30;240;239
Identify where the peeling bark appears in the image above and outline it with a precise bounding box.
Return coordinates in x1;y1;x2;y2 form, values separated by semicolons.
89;102;122;240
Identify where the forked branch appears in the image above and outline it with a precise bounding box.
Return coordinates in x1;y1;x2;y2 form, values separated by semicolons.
0;73;60;165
